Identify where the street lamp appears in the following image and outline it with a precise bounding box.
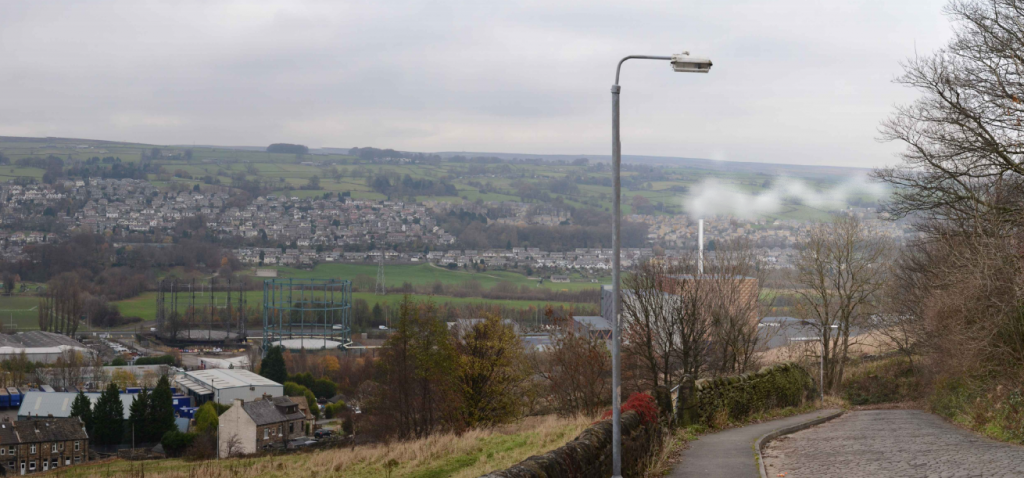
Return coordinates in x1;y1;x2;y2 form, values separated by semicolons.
610;52;711;478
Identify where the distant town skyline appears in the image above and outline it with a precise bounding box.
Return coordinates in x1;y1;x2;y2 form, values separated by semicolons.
1;1;951;168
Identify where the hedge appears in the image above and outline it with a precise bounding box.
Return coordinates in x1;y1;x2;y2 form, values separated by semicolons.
676;362;813;428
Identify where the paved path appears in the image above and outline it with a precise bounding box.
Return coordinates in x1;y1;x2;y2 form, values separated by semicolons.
763;410;1024;478
669;409;842;478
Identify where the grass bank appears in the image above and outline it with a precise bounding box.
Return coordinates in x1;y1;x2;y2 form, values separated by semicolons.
58;415;592;478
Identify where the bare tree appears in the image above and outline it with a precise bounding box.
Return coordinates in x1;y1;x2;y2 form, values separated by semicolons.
706;240;775;375
794;214;893;393
621;260;677;392
533;321;611;417
875;0;1024;223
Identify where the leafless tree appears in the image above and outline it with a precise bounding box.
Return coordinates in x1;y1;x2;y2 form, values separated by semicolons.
794;214;893;393
621;260;678;392
533;322;611;417
705;240;775;375
875;0;1024;224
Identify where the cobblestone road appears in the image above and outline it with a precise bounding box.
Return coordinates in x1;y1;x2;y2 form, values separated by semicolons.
763;410;1024;478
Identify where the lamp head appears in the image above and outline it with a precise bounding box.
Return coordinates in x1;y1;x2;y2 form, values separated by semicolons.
671;53;712;73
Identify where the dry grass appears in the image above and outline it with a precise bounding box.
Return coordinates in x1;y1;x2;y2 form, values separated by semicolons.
56;415;593;478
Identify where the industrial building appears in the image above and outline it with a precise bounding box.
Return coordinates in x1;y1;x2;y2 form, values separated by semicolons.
174;369;282;406
0;332;94;364
18;392;135;421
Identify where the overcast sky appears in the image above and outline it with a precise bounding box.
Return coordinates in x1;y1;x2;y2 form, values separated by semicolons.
0;1;952;167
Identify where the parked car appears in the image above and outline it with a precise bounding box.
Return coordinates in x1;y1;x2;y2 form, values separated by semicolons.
314;429;333;439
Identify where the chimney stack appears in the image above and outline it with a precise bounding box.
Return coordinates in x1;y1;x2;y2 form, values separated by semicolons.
698;219;704;275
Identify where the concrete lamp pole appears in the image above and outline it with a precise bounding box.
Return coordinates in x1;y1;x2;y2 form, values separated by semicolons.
610;52;711;478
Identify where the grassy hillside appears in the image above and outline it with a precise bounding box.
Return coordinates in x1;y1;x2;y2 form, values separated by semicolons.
60;415;592;478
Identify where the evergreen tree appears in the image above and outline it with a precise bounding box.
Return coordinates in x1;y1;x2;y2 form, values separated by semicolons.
69;391;92;432
127;387;150;443
193;402;219;434
259;346;288;384
93;383;124;446
148;376;177;442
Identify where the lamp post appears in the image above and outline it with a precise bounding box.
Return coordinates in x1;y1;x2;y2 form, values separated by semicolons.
610;52;711;478
790;336;825;402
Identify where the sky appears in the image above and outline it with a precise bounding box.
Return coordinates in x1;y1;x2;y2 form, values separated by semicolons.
0;0;952;168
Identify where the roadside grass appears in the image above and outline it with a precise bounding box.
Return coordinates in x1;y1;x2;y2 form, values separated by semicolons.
58;414;592;478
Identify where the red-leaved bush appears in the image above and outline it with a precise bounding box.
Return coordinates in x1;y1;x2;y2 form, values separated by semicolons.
600;392;659;425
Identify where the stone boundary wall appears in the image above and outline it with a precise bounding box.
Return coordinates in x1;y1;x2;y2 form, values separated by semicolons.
676;362;813;427
478;410;658;478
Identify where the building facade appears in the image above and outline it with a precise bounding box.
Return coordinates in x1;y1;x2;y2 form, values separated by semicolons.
0;417;89;475
218;396;306;457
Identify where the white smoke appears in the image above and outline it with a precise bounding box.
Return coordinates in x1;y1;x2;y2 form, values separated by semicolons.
682;175;887;219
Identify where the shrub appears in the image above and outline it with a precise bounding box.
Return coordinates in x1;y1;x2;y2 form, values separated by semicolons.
161;431;196;457
842;356;923;405
601;393;658;425
135;355;176;366
685;362;812;428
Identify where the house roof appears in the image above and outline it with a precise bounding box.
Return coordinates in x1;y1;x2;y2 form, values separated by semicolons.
574;316;612;331
0;418;88;445
241;397;305;426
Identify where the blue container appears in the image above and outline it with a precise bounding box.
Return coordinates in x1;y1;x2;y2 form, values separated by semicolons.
126;387;142;394
7;388;21;407
0;388;8;408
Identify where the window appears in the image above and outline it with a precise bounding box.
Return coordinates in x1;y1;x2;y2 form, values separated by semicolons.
74;456;81;464
59;443;63;450
277;425;282;436
29;445;35;454
1;447;5;455
289;423;294;434
74;441;80;451
8;446;13;454
263;428;268;439
65;457;70;466
51;443;57;453
51;459;57;468
28;461;35;471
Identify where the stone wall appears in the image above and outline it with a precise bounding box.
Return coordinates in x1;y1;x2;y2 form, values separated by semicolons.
676;362;812;427
478;410;659;478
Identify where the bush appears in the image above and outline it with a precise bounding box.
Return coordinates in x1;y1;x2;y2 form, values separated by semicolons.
601;393;658;425
323;401;348;419
161;431;196;457
135;355;176;366
842;356;923;405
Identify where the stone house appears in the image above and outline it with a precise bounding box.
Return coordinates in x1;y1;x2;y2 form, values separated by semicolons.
218;396;307;457
0;417;89;475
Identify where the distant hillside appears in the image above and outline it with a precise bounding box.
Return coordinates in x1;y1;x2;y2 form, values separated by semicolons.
432;151;870;177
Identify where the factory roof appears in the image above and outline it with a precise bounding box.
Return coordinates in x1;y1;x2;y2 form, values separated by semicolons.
183;368;281;390
19;392;135;420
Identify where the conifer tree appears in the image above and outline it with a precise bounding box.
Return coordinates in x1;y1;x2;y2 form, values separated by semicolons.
93;383;124;446
259;346;288;384
127;387;150;443
148;376;177;442
69;391;92;432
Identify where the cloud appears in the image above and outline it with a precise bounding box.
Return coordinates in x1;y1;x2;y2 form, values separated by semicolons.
0;0;952;167
682;176;888;219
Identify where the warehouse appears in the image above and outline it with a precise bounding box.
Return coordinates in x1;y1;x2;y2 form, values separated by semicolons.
0;332;95;364
174;369;282;406
18;392;134;420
